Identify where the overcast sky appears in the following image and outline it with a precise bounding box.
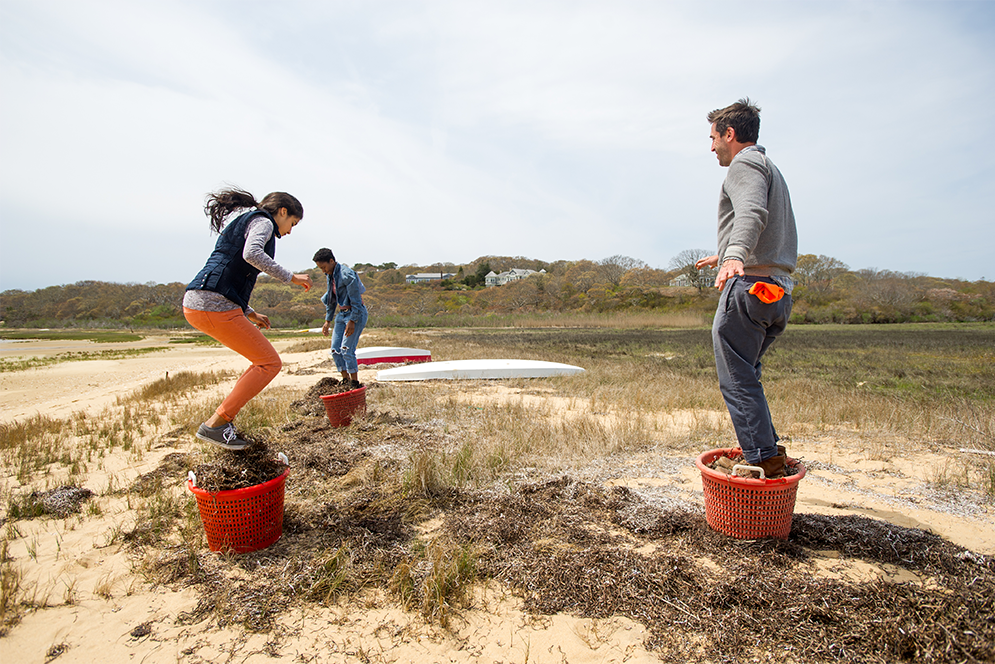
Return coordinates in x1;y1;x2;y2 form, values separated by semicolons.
1;0;993;292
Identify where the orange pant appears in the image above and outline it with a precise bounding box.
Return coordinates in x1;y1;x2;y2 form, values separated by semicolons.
183;307;282;422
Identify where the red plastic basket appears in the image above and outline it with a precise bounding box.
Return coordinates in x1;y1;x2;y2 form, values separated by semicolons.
187;466;288;554
696;448;806;540
320;386;367;427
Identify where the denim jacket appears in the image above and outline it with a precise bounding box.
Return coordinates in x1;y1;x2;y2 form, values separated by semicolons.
321;262;366;322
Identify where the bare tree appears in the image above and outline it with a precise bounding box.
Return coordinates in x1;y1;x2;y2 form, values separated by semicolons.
669;249;714;292
795;254;849;295
597;255;648;287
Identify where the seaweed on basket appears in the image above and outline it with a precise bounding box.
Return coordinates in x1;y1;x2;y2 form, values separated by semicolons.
192;440;286;492
291;377;361;417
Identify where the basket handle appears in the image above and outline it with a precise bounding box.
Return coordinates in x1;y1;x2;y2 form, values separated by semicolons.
188;470;197;487
732;464;765;479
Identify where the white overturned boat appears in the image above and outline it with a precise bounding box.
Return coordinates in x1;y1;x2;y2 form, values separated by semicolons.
377;359;584;381
355;346;431;366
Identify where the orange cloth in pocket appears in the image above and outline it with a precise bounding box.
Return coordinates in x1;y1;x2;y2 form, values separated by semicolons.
748;281;785;304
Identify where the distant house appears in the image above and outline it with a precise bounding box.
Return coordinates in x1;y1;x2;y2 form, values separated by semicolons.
405;272;456;284
485;268;545;287
669;268;716;288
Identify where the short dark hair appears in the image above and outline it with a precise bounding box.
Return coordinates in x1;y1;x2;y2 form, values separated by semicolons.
313;248;335;263
707;98;761;144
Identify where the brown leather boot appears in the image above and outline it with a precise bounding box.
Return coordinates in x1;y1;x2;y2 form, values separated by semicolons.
758;453;786;479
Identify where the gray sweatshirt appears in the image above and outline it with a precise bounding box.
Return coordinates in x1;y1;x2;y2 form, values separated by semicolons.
717;145;797;283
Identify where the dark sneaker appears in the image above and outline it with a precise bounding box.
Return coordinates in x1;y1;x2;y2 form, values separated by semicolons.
196;422;250;450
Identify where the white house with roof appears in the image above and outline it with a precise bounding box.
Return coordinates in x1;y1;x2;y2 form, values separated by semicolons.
405;272;456;284
669;268;717;288
485;268;545;287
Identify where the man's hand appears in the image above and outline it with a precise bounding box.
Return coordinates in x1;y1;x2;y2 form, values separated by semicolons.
696;255;719;270
345;320;356;338
715;259;745;290
321;321;331;337
292;274;314;292
247;311;271;329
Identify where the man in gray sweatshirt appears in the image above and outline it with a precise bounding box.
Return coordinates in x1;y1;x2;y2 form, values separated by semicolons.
695;98;797;479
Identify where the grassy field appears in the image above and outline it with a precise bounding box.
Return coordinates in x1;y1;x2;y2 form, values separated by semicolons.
1;322;993;661
0;330;144;343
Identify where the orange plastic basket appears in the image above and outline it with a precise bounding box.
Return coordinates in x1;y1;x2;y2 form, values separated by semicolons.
696;448;806;540
187;465;288;554
320;386;367;427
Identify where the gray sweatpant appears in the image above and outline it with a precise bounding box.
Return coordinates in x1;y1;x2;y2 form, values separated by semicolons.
712;277;792;465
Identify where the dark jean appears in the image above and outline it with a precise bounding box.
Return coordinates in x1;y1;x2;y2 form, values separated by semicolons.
712;277;792;465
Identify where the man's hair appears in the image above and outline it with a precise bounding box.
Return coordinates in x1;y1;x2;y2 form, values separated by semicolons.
707;98;761;144
312;248;335;263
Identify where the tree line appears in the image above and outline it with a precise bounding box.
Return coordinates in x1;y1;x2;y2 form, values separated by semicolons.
1;254;992;329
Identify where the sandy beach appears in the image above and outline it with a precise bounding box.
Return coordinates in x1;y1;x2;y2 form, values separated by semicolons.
1;333;992;663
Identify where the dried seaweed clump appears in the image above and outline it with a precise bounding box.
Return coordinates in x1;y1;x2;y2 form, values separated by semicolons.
291;377;357;416
9;485;94;519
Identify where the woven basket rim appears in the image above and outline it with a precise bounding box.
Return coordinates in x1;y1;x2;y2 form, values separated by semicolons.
187;466;289;498
696;447;805;487
319;385;366;401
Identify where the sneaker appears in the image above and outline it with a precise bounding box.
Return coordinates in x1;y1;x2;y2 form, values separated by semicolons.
196;422;250;450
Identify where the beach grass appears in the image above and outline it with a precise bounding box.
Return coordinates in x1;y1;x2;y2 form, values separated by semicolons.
0;347;168;373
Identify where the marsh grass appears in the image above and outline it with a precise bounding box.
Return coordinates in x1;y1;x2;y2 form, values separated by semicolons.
0;346;167;373
390;537;477;627
372;310;709;329
283;338;330;354
0;539;22;635
0;330;143;343
171;384;300;445
361;324;995;495
124;370;235;404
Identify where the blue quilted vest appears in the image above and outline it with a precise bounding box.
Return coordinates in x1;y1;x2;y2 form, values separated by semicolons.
186;210;278;311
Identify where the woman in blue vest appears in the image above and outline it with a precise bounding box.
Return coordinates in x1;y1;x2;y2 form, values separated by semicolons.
183;187;314;450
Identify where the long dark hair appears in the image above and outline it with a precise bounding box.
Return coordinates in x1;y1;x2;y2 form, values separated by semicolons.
203;187;304;234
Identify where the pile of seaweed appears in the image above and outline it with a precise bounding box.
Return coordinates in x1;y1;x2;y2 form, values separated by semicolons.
191;441;287;492
6;485;94;519
291;377;362;417
136;413;994;663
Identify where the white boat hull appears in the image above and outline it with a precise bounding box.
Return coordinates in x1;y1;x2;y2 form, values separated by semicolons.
376;359;584;381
